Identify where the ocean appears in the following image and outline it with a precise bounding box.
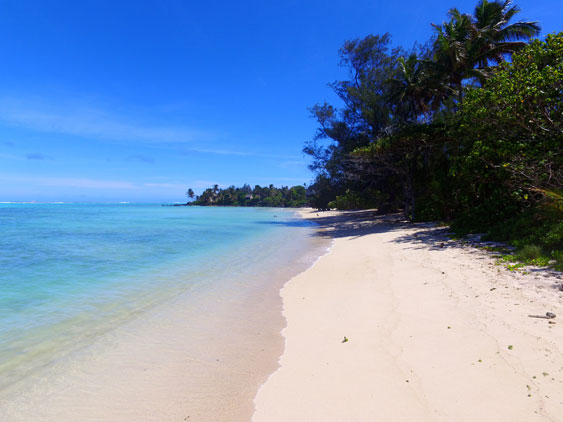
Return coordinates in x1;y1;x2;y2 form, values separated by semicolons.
0;203;326;419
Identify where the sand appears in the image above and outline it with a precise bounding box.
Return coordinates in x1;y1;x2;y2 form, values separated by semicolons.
0;227;330;422
253;209;563;422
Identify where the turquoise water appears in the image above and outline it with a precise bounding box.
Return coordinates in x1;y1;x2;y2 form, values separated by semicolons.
0;204;317;391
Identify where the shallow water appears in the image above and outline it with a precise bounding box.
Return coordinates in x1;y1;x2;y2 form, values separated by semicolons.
0;204;325;415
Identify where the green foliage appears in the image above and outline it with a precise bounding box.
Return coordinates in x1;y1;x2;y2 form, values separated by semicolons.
190;184;308;208
516;244;543;261
451;33;563;242
552;251;563;271
304;34;407;209
328;188;381;210
302;1;561;267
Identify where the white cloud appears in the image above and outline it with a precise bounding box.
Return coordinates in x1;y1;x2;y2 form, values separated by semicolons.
0;174;215;193
279;160;307;168
143;182;187;189
185;147;301;160
0;97;211;144
0;175;138;190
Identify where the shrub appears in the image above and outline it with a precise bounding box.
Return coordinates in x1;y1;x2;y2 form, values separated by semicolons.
516;244;543;261
328;188;381;210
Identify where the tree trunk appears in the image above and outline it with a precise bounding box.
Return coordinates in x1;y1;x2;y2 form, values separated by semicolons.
403;176;415;221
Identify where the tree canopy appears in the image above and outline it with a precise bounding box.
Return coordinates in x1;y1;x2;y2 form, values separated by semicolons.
187;184;308;208
303;0;561;265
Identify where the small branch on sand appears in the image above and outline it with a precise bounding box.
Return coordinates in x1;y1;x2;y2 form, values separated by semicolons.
528;312;556;319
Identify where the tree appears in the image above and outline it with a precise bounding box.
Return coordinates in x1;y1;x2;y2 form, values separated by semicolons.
429;0;540;103
189;184;310;207
386;50;439;121
304;34;405;207
429;9;475;104
186;188;195;201
452;32;562;231
470;0;541;69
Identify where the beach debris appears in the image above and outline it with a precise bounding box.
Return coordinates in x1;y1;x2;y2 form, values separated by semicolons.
508;345;514;350
528;312;556;319
342;336;349;343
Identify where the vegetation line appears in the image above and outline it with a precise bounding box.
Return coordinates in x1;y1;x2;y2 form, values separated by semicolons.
184;1;561;270
302;0;561;270
183;184;308;208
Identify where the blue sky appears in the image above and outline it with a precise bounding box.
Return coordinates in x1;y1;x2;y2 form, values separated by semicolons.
0;0;561;202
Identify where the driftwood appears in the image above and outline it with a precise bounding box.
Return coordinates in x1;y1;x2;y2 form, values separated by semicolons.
528;312;556;319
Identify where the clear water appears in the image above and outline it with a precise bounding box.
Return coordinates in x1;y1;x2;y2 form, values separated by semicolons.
0;203;318;393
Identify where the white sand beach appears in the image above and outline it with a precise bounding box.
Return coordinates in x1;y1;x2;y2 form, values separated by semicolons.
253;209;563;422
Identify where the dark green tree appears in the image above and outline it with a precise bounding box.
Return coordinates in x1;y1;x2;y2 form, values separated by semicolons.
451;32;562;238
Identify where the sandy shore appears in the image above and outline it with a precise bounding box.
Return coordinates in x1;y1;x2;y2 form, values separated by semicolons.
253;209;563;421
0;216;329;422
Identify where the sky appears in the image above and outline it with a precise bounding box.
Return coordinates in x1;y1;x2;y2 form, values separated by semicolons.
0;0;561;202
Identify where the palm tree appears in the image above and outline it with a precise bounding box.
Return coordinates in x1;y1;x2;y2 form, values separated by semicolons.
428;10;475;104
387;52;438;121
186;188;195;201
470;0;540;69
430;0;540;104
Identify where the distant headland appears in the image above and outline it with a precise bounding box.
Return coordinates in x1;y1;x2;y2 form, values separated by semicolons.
170;184;309;207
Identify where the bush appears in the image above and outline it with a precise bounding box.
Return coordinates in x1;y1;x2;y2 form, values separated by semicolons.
328;188;381;210
552;251;563;271
516;244;543;261
450;33;563;245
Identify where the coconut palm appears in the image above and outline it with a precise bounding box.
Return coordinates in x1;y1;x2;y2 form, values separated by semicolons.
430;0;541;103
470;0;541;69
387;53;436;121
428;10;476;104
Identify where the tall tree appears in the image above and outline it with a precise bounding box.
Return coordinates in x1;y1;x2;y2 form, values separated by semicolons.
386;51;439;121
470;0;541;69
304;34;404;208
429;0;541;103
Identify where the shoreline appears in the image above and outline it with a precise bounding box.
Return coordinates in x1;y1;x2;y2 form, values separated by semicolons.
253;209;563;421
0;208;330;422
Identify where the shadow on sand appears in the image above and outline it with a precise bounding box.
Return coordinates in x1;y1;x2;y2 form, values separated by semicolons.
259;210;484;252
258;210;410;240
261;209;562;289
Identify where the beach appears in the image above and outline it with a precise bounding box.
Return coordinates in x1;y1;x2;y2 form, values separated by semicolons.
0;205;328;422
2;206;562;421
253;209;563;421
